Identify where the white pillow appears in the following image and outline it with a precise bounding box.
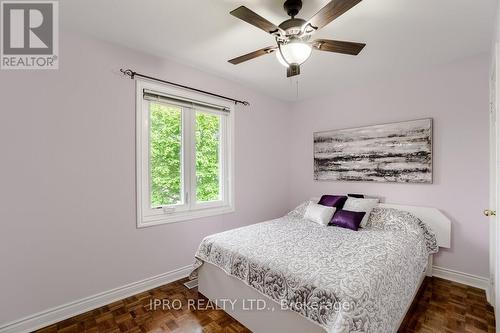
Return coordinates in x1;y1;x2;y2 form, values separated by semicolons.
343;197;380;228
304;202;336;226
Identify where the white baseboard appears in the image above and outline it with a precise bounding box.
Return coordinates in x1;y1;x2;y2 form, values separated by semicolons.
432;265;490;297
0;265;192;333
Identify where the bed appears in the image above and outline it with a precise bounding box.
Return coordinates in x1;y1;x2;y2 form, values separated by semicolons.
191;202;451;333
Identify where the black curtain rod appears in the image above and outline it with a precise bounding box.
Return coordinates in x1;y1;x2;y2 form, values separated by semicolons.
120;69;250;106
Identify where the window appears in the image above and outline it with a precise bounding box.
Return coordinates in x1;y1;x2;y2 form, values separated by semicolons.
136;80;234;227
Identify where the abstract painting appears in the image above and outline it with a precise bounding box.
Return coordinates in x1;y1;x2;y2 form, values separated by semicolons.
314;119;432;183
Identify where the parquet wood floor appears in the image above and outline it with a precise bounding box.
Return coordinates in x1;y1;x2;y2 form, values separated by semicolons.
398;277;495;333
35;276;495;333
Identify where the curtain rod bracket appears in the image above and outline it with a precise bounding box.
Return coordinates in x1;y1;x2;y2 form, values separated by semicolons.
119;68;250;106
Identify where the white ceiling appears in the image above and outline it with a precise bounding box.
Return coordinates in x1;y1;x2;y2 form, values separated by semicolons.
63;0;498;101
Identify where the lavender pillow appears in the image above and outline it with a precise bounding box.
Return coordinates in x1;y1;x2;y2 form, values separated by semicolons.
329;210;366;231
318;195;348;209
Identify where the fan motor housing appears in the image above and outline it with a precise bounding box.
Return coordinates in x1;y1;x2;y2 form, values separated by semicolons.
279;18;307;35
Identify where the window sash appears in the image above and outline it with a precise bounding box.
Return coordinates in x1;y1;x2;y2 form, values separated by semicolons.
137;80;234;227
192;110;225;207
141;100;188;218
148;101;185;209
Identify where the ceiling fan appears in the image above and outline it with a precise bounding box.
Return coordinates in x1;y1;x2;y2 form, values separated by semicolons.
228;0;366;77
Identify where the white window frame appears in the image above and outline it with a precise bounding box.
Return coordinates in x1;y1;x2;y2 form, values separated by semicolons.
136;80;235;228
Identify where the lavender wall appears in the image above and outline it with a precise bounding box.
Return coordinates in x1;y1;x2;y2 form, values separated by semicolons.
0;29;491;325
0;31;291;324
288;54;491;278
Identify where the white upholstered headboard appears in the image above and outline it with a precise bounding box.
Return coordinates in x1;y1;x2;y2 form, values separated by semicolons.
378;203;451;248
308;197;451;248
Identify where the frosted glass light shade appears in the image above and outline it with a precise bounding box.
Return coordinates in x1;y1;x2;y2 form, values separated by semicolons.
275;41;312;67
276;51;289;67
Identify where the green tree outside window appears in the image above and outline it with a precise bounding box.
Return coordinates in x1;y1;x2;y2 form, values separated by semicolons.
149;103;221;207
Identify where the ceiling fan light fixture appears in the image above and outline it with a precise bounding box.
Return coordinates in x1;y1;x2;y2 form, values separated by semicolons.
276;51;290;67
276;39;312;67
228;0;366;77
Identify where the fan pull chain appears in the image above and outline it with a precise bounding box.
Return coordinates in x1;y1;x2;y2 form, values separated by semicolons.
287;76;300;100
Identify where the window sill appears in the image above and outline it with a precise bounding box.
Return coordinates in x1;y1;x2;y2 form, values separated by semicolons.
137;205;235;228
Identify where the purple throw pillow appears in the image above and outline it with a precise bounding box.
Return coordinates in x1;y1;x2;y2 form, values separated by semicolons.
329;210;366;231
318;195;348;209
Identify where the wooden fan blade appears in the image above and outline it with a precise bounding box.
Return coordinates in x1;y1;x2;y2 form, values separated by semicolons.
307;0;362;31
313;39;365;55
230;6;282;35
228;46;277;65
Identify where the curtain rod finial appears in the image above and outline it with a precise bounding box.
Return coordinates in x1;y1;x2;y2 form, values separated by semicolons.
120;68;136;79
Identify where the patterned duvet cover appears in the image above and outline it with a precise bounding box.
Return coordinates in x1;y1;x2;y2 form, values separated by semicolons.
191;207;438;333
